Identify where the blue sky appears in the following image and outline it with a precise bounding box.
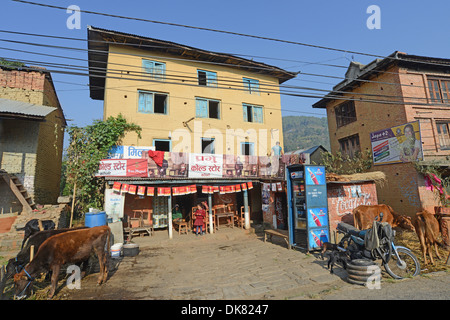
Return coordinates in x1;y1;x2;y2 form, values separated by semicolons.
1;0;450;133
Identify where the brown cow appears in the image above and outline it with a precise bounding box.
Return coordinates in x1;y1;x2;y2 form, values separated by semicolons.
14;226;110;299
353;204;415;231
413;210;446;265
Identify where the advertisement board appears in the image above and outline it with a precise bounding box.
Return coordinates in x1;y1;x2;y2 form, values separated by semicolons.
188;153;223;178
370;120;423;165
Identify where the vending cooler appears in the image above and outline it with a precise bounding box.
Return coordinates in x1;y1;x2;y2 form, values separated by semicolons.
286;164;330;251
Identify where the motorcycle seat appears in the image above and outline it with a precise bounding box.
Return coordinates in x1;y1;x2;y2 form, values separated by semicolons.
337;222;367;239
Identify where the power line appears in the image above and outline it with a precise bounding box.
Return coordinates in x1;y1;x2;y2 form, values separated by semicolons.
0;36;434;94
0;50;438;105
11;0;389;59
12;0;450;72
2;62;447;110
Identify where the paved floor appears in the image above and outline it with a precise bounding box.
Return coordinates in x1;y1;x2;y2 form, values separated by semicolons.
63;227;353;300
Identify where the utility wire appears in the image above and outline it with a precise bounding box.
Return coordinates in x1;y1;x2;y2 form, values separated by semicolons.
0;36;434;93
2;62;448;109
0;53;436;104
11;0;389;59
11;0;450;72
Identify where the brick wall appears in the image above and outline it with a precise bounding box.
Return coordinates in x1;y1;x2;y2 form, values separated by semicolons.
323;64;450;216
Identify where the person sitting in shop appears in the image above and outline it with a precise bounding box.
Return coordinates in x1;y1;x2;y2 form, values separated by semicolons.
172;204;183;221
193;202;208;235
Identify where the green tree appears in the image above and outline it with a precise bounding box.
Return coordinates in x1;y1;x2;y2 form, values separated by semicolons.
64;114;141;224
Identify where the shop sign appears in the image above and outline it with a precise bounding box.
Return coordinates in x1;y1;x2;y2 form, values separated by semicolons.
97;159;127;176
126;159;148;177
188;153;223;178
370;120;423;165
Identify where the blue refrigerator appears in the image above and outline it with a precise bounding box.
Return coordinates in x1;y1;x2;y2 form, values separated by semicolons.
286;164;329;251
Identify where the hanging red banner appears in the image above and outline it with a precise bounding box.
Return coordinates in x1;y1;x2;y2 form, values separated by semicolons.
241;183;247;191
121;184;130;193
219;186;225;194
147;187;155;196
172;187;179;196
113;181;121;192
137;186;145;196
213;186;219;193
164;187;171;196
235;184;241;192
202;185;209;194
128;185;137;194
189;185;197;194
247;182;253;190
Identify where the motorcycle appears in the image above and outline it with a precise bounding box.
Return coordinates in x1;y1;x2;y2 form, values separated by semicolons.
327;213;420;280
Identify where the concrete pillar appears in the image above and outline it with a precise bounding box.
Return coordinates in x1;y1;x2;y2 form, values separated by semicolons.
208;193;213;234
168;193;173;239
243;188;250;229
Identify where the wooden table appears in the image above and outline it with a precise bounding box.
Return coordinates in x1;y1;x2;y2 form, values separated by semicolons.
215;212;234;230
173;219;188;235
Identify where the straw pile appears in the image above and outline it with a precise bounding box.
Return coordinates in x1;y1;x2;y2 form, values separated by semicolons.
395;230;450;274
326;171;387;186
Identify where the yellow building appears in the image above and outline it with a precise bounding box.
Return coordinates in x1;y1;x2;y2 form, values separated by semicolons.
87;26;296;156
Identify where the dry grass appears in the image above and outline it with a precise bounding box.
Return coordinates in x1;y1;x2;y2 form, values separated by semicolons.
394;229;450;274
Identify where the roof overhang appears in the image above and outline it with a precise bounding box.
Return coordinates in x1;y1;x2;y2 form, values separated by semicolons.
312;51;450;109
87;26;297;100
0;98;56;121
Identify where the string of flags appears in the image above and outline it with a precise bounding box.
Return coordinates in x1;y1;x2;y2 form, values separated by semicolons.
112;182;257;197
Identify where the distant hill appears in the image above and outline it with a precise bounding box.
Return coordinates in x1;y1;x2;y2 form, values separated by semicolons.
282;116;330;152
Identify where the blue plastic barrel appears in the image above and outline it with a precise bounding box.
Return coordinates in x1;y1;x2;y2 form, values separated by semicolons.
84;211;107;227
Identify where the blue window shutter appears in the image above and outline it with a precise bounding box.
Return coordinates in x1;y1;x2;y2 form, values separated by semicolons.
243;104;248;122
142;60;154;74
249;143;254;155
154;63;165;79
138;92;153;113
250;79;260;94
196;99;208;118
145;93;154;113
253;106;263;123
207;71;217;87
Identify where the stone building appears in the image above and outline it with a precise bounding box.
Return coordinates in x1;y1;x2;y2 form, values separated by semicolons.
0;66;66;214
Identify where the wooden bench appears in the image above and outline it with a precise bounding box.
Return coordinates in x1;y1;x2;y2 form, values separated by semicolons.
263;229;291;250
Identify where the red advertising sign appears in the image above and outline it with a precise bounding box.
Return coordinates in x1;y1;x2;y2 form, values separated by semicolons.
126;159;148;177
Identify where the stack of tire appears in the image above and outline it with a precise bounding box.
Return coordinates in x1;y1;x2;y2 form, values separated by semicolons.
346;259;381;286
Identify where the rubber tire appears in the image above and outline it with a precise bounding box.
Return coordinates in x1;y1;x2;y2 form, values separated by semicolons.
383;247;420;279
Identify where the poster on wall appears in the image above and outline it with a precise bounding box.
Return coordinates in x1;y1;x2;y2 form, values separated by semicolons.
188;153;223;178
308;228;330;250
307;207;328;228
370;120;423;165
104;189;124;219
305;166;326;185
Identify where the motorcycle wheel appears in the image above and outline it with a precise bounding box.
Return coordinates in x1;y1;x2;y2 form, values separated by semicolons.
383;247;420;279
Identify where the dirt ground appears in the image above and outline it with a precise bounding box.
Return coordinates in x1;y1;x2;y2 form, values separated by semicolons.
1;228;449;300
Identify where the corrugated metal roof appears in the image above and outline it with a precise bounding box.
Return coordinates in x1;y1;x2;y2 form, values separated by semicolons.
0;98;56;118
